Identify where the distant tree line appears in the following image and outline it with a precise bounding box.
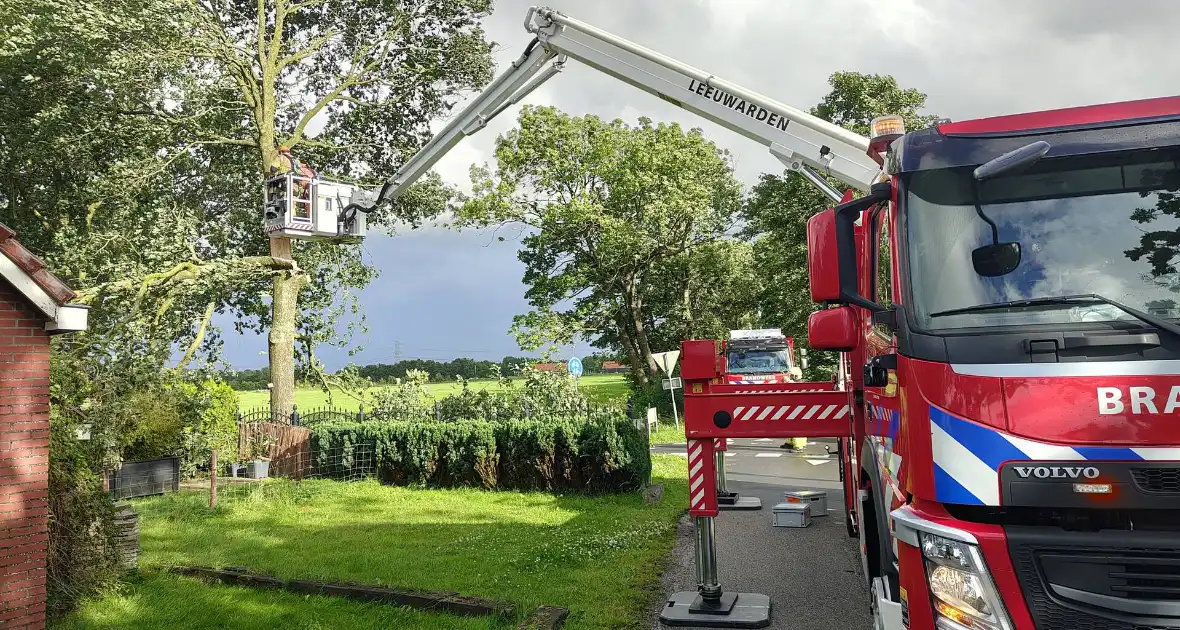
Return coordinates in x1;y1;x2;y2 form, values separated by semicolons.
221;352;623;390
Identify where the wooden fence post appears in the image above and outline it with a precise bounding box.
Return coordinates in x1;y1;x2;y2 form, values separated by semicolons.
210;449;217;509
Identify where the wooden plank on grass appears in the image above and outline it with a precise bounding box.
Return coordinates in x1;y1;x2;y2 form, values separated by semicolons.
170;566;515;618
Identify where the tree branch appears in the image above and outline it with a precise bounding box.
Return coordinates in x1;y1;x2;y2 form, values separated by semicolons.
278;28;338;69
74;256;298;305
283;29;398;148
176;301;217;370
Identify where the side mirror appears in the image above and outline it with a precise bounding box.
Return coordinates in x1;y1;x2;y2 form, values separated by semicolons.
806;208;841;302
800;348;809;371
808;306;859;351
806;182;893;311
972;242;1021;277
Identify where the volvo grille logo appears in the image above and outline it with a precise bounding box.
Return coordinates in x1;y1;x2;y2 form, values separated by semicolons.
1013;466;1100;480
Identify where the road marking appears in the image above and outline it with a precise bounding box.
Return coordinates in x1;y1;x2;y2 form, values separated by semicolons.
754;453;782;458
806;459;830;466
755;438;774;443
725;452;736;457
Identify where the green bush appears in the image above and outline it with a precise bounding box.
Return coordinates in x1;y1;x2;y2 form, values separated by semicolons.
309;413;650;493
120;379;239;477
368;369;432;420
47;420;121;616
626;373;683;420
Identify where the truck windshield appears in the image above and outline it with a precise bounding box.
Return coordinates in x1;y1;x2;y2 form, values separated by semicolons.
905;149;1180;331
727;349;793;374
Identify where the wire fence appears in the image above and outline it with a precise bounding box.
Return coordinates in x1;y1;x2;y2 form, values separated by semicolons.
112;440;376;519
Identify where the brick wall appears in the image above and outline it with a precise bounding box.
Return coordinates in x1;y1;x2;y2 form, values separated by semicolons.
0;280;51;629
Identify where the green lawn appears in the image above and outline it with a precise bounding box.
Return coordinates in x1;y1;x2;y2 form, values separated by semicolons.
51;573;505;630
56;455;689;630
235;374;630;410
648;423;686;445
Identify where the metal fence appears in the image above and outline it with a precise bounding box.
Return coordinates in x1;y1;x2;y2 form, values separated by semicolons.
122;440;377;518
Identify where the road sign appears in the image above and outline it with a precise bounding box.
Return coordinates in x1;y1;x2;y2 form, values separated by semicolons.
567;357;583;378
652;350;680;375
661;377;682;390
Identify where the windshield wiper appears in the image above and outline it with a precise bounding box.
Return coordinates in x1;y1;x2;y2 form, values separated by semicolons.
929;293;1180;342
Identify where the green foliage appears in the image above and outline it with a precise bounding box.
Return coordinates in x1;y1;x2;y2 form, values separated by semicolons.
368;369;433;419
624;373;683;421
120;379;240;477
461;105;744;385
47;420;121;616
310;413;649;493
742;71;940;381
812;71;943;136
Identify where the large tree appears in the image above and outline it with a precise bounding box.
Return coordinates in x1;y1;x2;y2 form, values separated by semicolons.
743;71;939;378
174;0;495;416
2;0;498;417
595;239;759;359
458;106;743;385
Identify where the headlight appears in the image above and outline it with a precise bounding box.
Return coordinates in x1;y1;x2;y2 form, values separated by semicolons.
921;532;1012;630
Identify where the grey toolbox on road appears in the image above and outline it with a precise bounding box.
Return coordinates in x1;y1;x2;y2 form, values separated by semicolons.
785;490;827;516
771;501;811;528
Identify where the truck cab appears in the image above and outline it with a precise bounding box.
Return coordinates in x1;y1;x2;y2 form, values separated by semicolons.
808;96;1180;630
724;328;803;384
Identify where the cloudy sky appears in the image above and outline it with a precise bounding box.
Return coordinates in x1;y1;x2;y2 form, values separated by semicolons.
217;0;1180;369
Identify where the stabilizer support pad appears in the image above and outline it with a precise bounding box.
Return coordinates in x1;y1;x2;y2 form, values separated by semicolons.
718;496;761;511
659;592;771;628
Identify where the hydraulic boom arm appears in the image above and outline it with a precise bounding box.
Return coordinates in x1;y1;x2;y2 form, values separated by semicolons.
347;6;879;215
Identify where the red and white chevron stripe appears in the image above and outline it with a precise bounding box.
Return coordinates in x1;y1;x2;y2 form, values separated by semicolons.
686;439;717;516
731;403;850;422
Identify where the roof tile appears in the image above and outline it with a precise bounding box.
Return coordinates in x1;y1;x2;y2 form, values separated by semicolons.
0;224;77;304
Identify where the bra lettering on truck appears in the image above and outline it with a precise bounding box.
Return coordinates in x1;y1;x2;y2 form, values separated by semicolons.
1097;386;1180;415
687;80;790;132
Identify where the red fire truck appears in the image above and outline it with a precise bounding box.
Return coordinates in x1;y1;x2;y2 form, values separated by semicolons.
724;329;802;385
680;100;1180;629
338;6;1180;630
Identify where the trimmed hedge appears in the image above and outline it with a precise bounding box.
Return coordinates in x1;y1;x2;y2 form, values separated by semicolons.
309;415;650;492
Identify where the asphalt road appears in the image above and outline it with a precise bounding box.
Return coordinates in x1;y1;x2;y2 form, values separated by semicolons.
648;439;872;630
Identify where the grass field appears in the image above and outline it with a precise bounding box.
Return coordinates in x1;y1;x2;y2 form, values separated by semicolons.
51;573;504;630
235;373;630;410
55;455;689;630
648;423;686;445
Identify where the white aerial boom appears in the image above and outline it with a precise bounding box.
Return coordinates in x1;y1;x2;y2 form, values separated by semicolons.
342;5;881;223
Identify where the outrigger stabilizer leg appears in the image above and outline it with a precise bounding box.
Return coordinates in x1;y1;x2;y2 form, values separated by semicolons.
714;438;760;510
660;439;771;628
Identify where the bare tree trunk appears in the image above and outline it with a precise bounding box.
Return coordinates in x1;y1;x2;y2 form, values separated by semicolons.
268;237;306;420
615;309;648;387
624;279;660;380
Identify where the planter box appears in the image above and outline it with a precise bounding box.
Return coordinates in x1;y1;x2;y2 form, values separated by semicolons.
110;456;179;500
247;460;270;479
